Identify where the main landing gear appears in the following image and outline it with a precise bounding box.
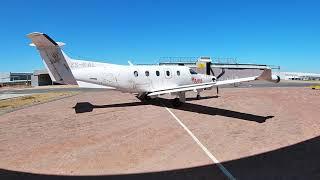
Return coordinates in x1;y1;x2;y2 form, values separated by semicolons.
136;93;151;102
171;98;183;107
171;92;185;107
136;92;186;107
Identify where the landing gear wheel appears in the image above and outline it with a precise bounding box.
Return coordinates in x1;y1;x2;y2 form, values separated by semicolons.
172;98;183;107
136;93;151;103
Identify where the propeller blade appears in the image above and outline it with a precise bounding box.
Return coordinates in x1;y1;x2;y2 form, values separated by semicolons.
217;68;225;79
210;67;215;76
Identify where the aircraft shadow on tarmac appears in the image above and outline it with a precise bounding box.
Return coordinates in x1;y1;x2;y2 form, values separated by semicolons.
73;97;273;123
1;135;319;180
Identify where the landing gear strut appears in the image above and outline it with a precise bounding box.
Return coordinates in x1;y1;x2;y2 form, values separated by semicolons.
172;98;183;107
136;93;151;102
171;92;185;107
196;93;201;100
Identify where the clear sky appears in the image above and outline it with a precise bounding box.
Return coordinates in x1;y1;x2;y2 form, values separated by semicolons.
0;0;319;73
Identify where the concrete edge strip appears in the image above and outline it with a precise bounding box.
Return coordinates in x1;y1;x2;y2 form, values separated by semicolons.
164;106;236;180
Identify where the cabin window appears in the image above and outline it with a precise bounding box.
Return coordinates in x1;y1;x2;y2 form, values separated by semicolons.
134;71;138;77
177;71;180;76
166;71;170;76
156;71;160;76
145;71;149;76
189;69;198;74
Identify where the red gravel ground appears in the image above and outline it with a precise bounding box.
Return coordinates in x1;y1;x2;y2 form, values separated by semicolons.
0;87;319;179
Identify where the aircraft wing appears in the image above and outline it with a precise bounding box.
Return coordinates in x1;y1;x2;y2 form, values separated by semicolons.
214;76;258;86
147;69;277;96
147;76;257;96
147;82;215;96
214;68;279;85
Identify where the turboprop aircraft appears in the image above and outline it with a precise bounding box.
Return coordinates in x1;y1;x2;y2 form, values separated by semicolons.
27;32;280;107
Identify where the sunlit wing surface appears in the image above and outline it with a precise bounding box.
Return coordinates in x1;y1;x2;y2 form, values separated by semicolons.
148;82;215;96
148;74;267;96
214;76;258;86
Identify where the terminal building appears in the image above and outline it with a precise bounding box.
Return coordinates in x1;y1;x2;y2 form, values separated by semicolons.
0;72;32;87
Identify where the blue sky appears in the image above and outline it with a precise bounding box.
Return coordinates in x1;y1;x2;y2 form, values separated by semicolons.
0;0;319;73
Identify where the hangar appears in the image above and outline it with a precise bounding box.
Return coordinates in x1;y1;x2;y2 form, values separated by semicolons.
31;69;53;86
159;57;280;81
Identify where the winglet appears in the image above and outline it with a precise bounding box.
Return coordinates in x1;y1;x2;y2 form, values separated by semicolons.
257;69;280;83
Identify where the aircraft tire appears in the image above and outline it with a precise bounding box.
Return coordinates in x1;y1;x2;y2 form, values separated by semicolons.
172;98;183;107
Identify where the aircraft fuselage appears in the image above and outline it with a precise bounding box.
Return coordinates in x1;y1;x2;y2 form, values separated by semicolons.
71;62;215;93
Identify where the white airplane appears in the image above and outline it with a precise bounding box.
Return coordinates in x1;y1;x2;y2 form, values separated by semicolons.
27;32;280;106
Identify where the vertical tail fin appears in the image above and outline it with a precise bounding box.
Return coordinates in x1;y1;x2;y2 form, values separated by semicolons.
27;32;77;85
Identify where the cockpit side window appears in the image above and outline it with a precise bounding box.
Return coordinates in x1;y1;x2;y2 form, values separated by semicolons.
189;69;198;75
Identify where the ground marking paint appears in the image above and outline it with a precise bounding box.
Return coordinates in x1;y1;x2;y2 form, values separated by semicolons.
164;106;236;180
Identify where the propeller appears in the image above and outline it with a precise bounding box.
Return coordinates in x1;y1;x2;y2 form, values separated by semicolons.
210;66;215;76
205;62;223;96
216;68;225;79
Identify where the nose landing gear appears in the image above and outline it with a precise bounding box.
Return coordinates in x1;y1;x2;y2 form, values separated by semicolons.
196;93;201;100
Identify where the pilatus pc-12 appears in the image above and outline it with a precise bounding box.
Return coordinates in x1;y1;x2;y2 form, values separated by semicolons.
28;32;280;106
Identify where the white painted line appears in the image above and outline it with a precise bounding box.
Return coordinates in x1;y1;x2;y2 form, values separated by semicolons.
164;106;236;180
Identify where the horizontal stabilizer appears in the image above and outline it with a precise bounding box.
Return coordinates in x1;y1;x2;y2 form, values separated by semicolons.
30;42;65;47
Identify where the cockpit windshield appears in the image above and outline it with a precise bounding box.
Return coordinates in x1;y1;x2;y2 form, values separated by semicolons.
189;69;198;75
